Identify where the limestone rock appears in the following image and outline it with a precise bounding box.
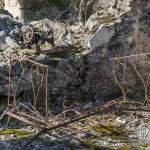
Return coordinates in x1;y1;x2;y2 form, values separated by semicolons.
5;36;20;49
4;0;31;19
85;13;100;31
87;24;116;49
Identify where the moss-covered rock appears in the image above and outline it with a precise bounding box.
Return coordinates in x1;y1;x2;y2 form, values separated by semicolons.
0;129;32;139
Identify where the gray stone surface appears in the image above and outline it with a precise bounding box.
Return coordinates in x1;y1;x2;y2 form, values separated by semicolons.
85;13;100;31
87;24;116;49
0;0;149;107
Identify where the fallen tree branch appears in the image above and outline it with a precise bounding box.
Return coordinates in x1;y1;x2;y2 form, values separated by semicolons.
21;100;150;149
120;107;150;112
21;101;118;149
110;53;150;60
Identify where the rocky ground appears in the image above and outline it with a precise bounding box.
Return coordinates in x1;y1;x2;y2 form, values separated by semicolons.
1;104;150;150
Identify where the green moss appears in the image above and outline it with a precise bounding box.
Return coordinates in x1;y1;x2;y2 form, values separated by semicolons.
48;49;83;58
0;129;32;138
118;146;131;150
99;14;117;23
83;139;114;150
91;124;124;134
91;124;127;141
118;145;140;150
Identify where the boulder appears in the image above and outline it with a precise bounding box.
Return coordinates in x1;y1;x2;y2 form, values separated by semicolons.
87;23;116;49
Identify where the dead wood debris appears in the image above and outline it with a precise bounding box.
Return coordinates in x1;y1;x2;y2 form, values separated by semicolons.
0;100;150;149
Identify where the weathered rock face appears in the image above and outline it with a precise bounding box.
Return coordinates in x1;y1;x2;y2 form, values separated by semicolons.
88;24;116;49
4;0;32;19
0;0;150;107
85;0;150;100
53;0;150;102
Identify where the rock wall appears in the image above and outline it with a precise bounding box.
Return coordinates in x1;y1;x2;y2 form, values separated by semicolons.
49;0;150;103
0;0;150;108
85;0;150;100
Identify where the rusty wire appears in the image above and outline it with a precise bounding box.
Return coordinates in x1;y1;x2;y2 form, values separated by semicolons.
1;53;150;149
111;53;150;105
8;54;49;120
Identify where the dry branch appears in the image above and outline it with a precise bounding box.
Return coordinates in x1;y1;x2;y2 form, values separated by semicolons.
5;111;46;128
111;53;150;60
21;101;118;149
21;100;150;149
